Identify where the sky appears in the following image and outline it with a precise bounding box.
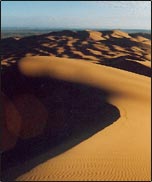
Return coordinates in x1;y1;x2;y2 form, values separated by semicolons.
1;1;151;29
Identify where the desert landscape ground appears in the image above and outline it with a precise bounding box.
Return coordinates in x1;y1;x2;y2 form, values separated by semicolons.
1;30;151;181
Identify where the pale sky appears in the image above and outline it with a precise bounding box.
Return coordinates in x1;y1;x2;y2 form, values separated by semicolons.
1;1;151;29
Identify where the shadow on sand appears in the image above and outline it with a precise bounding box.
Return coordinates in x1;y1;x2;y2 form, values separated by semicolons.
1;30;151;77
1;63;120;181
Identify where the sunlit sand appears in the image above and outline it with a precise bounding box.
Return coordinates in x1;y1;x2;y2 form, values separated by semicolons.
1;30;151;181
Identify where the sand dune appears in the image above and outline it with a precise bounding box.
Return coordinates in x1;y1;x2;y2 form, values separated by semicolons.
2;56;151;181
1;30;151;181
1;30;151;76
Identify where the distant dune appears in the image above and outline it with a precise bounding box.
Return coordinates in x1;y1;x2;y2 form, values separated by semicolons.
1;30;151;181
1;30;151;76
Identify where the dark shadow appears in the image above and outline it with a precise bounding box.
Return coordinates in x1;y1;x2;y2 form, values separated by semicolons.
1;30;90;63
100;36;150;54
1;63;120;181
100;56;151;77
129;33;151;40
1;30;151;77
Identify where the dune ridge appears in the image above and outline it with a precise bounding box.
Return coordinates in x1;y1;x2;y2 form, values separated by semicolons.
1;30;151;181
1;30;151;76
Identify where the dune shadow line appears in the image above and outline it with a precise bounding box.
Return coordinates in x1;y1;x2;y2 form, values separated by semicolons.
1;64;120;181
1;30;151;78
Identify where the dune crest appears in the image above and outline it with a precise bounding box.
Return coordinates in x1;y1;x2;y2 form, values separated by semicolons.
1;30;151;76
87;30;105;41
1;30;151;181
2;56;151;181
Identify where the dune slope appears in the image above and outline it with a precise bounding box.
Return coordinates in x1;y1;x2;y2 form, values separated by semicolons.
2;56;151;181
1;30;151;77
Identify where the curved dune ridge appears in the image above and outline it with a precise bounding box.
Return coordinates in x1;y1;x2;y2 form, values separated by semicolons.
1;30;151;71
1;30;151;181
2;55;151;181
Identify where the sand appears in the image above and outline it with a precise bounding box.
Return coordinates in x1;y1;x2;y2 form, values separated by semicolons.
1;30;151;181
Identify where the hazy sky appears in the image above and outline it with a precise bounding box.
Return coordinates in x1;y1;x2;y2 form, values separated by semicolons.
1;1;151;29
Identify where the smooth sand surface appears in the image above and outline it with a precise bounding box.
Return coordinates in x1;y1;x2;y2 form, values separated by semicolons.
3;56;150;181
1;30;151;181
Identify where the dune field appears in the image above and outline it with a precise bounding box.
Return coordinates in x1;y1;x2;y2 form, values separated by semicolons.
1;30;151;181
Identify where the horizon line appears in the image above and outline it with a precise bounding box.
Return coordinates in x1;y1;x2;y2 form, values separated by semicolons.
1;27;151;30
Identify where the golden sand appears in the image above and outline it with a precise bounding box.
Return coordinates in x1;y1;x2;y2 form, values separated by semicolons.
1;30;151;181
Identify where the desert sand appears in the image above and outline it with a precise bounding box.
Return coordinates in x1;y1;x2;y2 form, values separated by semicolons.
1;30;151;181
